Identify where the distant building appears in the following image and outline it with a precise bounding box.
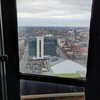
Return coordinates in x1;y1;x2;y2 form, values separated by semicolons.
44;36;57;57
57;37;65;48
51;60;86;78
68;31;75;41
28;35;57;59
28;37;37;58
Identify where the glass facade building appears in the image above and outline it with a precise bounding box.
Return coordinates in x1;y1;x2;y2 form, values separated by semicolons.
44;37;57;56
28;37;37;58
28;36;57;59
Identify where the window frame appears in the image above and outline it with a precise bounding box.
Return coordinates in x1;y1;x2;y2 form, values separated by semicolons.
86;0;100;100
1;0;100;100
1;0;20;100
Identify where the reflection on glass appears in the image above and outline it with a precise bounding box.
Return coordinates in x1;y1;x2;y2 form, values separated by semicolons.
17;0;92;79
20;80;85;100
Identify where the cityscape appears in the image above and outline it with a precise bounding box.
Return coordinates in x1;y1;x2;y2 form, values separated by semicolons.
18;26;89;79
17;0;92;99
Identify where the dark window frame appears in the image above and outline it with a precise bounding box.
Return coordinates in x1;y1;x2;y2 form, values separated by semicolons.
1;0;100;100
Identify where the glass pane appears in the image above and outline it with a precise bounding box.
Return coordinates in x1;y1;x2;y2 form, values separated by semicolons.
20;80;85;100
17;0;92;79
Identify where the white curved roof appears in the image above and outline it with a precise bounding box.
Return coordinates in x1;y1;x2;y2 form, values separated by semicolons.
51;60;86;74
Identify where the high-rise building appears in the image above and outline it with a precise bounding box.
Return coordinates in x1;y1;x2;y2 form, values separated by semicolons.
44;37;57;57
28;36;57;59
28;37;36;58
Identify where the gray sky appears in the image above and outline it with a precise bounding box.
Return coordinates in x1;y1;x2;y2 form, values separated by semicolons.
17;0;92;27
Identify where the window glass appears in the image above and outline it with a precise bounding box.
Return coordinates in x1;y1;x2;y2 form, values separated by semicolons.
17;0;92;99
20;80;85;100
20;80;84;95
17;0;92;79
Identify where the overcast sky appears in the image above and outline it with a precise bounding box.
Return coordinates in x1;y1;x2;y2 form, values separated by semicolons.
17;0;92;27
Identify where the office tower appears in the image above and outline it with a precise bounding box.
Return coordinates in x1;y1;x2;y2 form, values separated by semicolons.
28;37;36;58
28;36;57;59
44;37;57;56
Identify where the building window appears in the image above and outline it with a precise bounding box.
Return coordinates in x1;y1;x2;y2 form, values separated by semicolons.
16;0;92;99
17;0;92;78
0;0;100;100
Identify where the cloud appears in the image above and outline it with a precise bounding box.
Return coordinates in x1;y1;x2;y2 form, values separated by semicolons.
17;0;92;26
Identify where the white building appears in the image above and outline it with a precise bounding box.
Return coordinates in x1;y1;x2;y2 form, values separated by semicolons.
51;60;86;78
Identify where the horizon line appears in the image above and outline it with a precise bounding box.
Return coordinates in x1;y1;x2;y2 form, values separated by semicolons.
18;25;89;28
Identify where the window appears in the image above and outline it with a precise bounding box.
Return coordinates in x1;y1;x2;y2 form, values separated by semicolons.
1;0;100;100
17;0;92;80
17;0;92;99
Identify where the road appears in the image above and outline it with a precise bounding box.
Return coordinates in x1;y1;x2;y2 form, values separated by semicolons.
20;45;28;73
57;46;70;60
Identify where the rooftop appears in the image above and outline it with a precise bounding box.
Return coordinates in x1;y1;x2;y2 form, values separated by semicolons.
51;60;86;78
